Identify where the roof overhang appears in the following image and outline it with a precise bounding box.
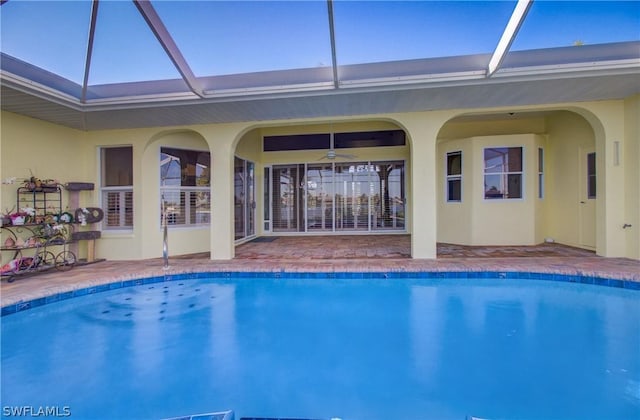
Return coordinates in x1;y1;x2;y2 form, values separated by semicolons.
1;41;639;131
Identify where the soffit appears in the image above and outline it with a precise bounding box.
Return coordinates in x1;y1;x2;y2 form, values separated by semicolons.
2;70;638;131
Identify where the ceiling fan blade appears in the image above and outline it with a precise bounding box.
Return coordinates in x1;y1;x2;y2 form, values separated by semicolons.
316;149;357;160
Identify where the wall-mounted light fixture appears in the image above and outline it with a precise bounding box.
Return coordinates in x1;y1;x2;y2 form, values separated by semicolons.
613;140;620;166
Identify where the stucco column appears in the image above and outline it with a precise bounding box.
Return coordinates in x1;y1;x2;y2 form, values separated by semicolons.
576;102;627;257
204;126;244;260
394;112;454;259
623;96;640;260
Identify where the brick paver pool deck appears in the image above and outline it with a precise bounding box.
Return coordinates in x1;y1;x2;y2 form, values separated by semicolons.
2;235;639;308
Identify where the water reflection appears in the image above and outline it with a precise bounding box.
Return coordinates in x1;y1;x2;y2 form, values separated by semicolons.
409;281;640;419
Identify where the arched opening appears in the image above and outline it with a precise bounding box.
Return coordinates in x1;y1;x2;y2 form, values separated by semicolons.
140;129;211;257
233;120;410;241
436;110;597;251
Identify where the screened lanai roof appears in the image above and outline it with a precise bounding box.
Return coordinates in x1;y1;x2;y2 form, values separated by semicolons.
1;0;639;130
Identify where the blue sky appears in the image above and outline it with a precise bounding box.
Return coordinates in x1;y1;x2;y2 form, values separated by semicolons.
1;0;639;85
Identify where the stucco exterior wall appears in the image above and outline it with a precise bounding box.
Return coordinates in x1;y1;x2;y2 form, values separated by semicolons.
1;112;93;263
544;111;596;249
437;138;472;245
624;95;640;259
438;134;543;246
2;95;639;261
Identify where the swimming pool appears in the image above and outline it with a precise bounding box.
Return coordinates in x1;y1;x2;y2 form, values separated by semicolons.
2;273;639;419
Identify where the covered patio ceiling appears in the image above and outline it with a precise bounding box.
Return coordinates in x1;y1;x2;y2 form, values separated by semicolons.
1;0;639;131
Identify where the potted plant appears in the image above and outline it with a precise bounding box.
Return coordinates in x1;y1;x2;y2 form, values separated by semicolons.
10;207;36;225
1;206;14;227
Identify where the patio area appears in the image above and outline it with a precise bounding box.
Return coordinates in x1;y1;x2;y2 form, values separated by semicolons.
234;235;598;259
2;235;639;309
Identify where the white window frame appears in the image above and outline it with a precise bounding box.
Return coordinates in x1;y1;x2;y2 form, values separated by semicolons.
587;152;596;199
538;147;544;199
483;146;524;200
160;186;210;227
446;151;462;202
160;147;210;229
100;146;133;231
101;187;134;231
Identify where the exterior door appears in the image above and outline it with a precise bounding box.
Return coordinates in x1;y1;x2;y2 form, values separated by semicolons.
579;149;596;249
270;161;406;233
305;164;334;231
272;165;305;232
234;157;245;240
234;157;256;240
246;161;255;237
371;161;405;230
335;162;370;231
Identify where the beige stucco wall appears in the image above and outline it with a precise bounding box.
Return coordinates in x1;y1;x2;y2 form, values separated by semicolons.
1;112;93;263
437;134;544;246
1;112;91;207
436;138;472;245
624;95;640;259
2;95;639;261
544;111;596;249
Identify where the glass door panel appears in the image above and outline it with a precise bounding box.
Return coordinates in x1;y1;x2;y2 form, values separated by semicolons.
272;164;305;232
335;162;370;231
246;161;255;237
234;157;256;241
234;157;245;240
372;161;405;230
269;161;406;234
263;167;271;232
305;164;334;231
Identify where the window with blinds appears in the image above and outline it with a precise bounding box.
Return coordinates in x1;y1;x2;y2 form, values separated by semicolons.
102;189;133;228
101;146;133;230
160;147;210;227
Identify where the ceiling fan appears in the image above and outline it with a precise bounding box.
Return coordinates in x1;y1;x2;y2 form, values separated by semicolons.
318;132;356;160
319;149;356;160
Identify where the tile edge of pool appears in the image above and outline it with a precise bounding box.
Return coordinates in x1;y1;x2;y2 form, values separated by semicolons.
2;270;639;316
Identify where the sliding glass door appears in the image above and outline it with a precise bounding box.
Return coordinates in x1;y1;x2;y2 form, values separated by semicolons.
335;162;371;231
305;164;334;231
272;164;305;232
270;160;405;233
234;157;255;241
371;162;405;230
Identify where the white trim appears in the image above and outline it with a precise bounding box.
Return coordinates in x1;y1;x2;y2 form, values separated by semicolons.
482;146;525;201
445;150;463;203
492;58;640;78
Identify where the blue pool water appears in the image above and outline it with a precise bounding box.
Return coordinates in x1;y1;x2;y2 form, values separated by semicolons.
2;275;639;420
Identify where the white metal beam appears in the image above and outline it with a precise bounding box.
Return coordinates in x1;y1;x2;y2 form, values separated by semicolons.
487;0;533;77
133;0;204;97
81;0;100;103
327;0;339;89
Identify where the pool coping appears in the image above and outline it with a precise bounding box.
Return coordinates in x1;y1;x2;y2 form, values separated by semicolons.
2;269;639;316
